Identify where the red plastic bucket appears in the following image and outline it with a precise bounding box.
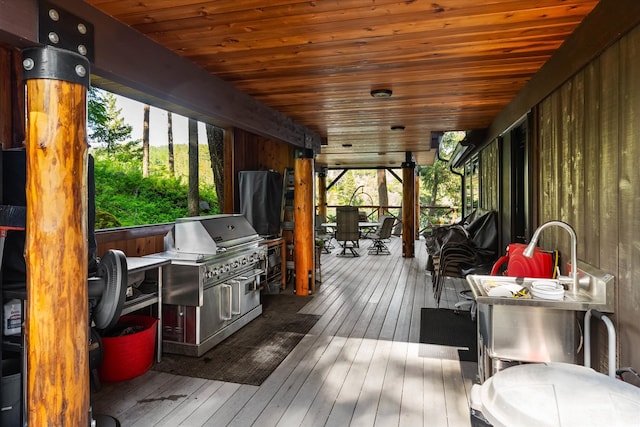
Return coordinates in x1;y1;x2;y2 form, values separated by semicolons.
98;315;158;382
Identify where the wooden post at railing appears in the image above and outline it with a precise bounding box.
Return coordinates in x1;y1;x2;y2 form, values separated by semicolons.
294;149;315;295
317;169;327;220
22;46;90;426
402;158;416;258
414;173;420;239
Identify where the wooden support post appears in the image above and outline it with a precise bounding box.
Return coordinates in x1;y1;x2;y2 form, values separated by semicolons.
402;158;416;258
317;169;327;220
415;173;420;239
294;150;314;295
22;46;90;426
222;129;235;214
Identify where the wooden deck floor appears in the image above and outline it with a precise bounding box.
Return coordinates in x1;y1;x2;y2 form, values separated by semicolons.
92;236;478;426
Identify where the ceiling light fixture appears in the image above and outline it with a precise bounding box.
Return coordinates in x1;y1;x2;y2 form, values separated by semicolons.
370;88;392;98
391;125;405;131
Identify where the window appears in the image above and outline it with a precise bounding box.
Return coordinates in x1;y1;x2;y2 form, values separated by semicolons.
464;155;480;216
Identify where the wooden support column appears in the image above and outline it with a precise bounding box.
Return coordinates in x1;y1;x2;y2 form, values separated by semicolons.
222;128;235;214
402;157;416;258
415;173;420;239
294;149;314;295
317;168;327;220
22;46;90;426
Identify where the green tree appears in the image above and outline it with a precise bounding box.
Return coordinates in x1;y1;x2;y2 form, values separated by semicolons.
206;123;224;212
88;87;108;135
419;132;464;222
187;118;199;216
167;112;175;177
142;104;150;177
88;87;133;153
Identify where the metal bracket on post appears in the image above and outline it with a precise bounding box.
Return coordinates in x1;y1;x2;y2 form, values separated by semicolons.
22;0;94;86
38;0;95;63
401;161;416;169
401;150;415;169
295;148;314;159
22;45;90;87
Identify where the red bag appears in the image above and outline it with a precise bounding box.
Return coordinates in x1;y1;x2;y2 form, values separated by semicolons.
491;243;555;278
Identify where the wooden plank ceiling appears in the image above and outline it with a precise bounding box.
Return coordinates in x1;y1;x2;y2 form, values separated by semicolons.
84;0;599;168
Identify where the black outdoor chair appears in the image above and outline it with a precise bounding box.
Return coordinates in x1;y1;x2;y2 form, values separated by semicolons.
368;215;395;255
335;206;360;256
427;211;499;312
315;214;335;253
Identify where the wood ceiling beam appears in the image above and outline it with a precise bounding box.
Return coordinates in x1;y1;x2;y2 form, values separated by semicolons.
486;0;640;144
0;0;320;150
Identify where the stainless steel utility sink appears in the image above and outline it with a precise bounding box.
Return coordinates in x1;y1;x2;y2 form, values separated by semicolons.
467;260;614;312
467;261;615;382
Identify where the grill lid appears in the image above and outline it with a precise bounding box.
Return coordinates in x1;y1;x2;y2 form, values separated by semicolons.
168;214;261;255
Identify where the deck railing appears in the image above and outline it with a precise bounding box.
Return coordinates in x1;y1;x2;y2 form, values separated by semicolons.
322;204;458;233
94;204;459;257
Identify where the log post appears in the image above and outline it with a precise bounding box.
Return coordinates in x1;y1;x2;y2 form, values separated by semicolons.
22;46;90;426
402;156;416;258
415;172;420;239
222;129;235;214
294;149;314;295
317;168;327;221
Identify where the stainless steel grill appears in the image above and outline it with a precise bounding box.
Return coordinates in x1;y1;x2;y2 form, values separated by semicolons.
150;214;266;356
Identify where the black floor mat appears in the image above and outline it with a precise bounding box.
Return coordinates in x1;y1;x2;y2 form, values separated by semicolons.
153;293;320;385
419;308;477;362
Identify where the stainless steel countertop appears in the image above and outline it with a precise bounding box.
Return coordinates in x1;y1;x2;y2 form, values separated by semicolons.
127;256;171;273
467;260;615;312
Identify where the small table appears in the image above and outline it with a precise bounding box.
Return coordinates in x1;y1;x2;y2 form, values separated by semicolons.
322;221;381;230
125;256;170;363
322;221;381;237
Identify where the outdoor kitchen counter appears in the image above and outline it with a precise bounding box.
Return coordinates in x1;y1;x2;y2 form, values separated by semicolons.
467;261;615;382
124;256;170;362
466;260;615;313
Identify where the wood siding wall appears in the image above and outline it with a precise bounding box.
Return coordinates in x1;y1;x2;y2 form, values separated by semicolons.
225;127;294;213
95;223;173;257
0;46;24;150
480;139;500;213
533;25;640;371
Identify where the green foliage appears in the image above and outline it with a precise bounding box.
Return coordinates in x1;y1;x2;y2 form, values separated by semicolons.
92;153;218;228
324;169;403;222
96;210;121;229
87;88;220;227
151;144;215;187
88;87;133;152
419;131;464;225
88;87;108;136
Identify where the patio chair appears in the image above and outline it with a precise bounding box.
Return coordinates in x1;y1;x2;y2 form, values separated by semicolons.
429;211;499;317
336;206;360;256
368;215;395;255
315;214;334;253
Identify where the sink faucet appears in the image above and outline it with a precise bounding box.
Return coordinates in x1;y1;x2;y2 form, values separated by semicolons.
523;220;578;292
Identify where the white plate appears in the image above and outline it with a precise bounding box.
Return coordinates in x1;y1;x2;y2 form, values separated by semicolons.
531;280;561;291
530;279;564;300
487;284;525;297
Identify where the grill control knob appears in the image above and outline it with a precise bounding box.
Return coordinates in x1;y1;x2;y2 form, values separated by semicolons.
223;264;230;273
